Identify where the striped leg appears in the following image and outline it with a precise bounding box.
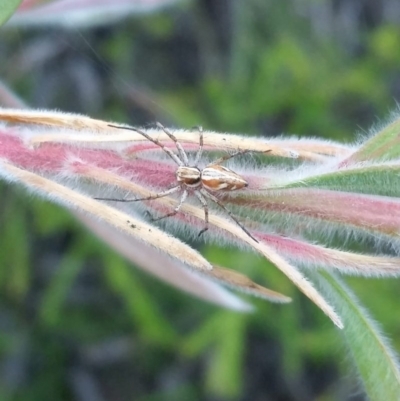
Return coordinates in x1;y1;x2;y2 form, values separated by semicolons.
208;149;272;167
108;124;183;166
150;190;188;222
200;189;258;242
156;122;189;166
194;190;209;237
193;126;204;167
95;185;181;203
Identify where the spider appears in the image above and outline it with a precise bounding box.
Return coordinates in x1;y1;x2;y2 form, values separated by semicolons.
97;123;267;242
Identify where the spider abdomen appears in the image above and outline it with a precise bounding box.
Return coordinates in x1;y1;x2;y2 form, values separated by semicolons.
201;165;248;191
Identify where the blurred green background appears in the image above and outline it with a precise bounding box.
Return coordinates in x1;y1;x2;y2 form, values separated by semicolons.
1;1;400;400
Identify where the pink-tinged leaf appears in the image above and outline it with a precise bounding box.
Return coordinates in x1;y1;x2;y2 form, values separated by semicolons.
235;188;400;244
259;233;400;277
7;0;184;28
79;214;254;311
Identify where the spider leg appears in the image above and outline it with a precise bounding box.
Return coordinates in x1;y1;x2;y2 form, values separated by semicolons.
194;190;209;237
156;122;189;166
207;150;250;167
108;124;183;166
95;185;181;203
200;189;258;243
193;126;204;167
150;190;188;222
207;149;272;167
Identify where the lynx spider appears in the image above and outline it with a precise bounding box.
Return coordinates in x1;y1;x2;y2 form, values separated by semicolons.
99;123;267;242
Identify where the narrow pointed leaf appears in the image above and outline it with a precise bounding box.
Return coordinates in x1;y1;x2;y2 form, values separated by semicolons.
280;163;400;197
343;116;400;164
309;271;400;401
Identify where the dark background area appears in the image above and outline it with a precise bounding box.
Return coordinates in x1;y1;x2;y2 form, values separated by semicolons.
1;0;400;400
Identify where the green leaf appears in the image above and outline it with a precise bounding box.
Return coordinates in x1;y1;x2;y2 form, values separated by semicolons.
0;0;22;26
283;163;400;197
346;116;400;163
309;271;400;401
